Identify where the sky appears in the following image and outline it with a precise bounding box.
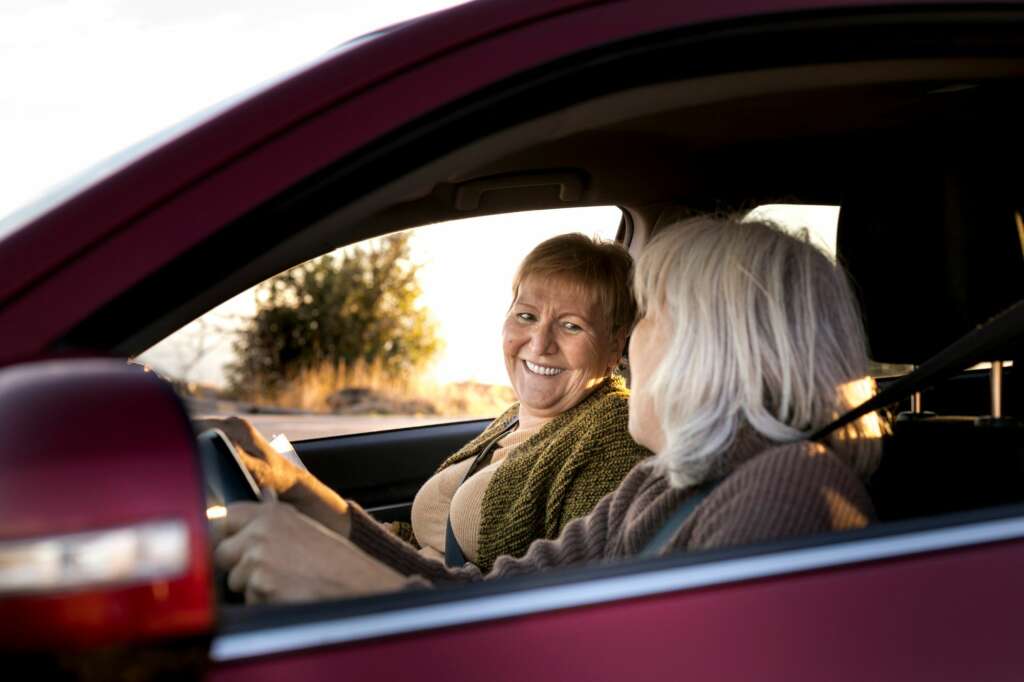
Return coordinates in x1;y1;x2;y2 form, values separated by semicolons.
2;1;839;391
0;0;468;222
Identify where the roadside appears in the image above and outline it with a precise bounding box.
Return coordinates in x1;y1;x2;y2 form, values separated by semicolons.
185;395;492;441
226;413;466;441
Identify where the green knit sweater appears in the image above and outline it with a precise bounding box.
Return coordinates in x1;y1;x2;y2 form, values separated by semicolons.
395;375;650;571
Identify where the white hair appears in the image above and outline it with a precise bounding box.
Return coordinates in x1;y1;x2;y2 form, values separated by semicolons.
634;216;884;488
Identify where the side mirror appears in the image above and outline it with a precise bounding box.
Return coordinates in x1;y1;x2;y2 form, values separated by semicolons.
0;359;214;671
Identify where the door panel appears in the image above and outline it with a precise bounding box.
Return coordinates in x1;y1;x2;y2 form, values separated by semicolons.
295;419;490;516
209;536;1024;681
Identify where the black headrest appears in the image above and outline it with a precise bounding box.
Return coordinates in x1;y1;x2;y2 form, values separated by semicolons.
837;154;1023;365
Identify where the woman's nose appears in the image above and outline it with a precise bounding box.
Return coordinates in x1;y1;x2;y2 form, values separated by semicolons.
529;324;558;355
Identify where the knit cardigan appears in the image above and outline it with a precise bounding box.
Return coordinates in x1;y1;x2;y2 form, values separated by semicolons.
393;375;650;571
348;437;875;584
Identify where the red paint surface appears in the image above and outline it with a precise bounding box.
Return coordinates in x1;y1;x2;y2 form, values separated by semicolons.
0;0;1022;668
3;0;1019;364
0;359;214;649
211;538;1024;681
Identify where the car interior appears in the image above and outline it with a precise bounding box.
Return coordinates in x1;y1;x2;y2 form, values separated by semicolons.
54;11;1024;625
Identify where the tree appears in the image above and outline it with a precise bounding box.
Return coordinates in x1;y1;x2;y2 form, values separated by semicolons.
227;232;440;398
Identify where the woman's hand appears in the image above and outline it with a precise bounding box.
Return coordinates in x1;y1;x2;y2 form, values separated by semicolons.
194;416;353;536
215;499;410;604
193;416;305;494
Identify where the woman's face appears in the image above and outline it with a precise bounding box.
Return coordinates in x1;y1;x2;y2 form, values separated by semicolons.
627;307;668;453
503;276;623;424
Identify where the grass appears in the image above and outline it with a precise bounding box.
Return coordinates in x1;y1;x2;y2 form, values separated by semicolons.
245;358;515;417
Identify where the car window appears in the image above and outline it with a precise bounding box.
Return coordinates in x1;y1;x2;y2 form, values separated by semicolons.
744;203;914;378
137;207;621;439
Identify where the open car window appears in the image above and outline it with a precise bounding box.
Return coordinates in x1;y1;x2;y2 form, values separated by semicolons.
138;207;621;440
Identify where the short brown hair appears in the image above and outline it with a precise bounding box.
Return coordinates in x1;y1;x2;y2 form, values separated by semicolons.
512;233;636;336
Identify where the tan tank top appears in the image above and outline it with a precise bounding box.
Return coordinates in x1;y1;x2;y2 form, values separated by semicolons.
410;423;541;564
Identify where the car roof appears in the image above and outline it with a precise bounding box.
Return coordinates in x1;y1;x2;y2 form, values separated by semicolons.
1;0;1004;304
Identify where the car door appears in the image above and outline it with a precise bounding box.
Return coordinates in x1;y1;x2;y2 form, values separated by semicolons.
4;2;1024;679
208;515;1024;680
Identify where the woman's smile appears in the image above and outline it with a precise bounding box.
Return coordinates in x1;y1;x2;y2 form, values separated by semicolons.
523;359;565;376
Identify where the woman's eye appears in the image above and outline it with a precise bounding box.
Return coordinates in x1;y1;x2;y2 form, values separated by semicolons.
517;312;535;322
563;322;583;333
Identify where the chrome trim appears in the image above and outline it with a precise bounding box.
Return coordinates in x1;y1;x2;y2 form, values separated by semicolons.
211;515;1024;662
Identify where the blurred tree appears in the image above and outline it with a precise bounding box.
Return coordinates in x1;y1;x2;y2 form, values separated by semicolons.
227;232;440;398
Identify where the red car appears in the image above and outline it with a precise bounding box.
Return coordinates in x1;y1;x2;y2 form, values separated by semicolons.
2;1;1024;679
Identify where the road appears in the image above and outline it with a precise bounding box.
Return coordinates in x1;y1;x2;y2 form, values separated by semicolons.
197;413;466;441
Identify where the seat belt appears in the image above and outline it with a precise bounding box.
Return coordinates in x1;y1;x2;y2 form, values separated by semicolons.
640;297;1024;558
638;481;719;558
444;416;519;567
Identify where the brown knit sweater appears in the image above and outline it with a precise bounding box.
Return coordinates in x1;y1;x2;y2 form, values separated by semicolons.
347;438;875;584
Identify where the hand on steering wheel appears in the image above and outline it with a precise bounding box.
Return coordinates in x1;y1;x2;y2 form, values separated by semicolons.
195;416;353;539
193;416;305;497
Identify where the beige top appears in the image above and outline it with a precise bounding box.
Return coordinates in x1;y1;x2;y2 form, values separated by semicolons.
411;422;542;564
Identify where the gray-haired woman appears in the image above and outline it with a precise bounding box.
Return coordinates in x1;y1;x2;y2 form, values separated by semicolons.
216;216;885;599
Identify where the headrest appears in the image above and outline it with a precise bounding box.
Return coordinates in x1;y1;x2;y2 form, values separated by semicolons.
837;155;1023;365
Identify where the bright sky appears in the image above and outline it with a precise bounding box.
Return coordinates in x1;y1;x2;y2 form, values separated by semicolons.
0;0;468;222
2;2;840;391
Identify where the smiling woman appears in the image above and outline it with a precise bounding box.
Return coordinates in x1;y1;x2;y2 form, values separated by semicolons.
401;233;643;568
504;233;633;428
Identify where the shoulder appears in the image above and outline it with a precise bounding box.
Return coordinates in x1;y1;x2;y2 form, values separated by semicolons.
586;374;631;412
728;441;868;492
545;378;650;469
689;441;874;548
722;441;874;514
554;395;647;462
615;458;666;500
559;376;634;437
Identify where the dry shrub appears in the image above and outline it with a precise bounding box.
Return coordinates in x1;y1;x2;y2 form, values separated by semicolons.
257;358;515;417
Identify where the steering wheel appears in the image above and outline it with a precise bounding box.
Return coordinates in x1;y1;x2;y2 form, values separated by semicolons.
196;428;262;604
